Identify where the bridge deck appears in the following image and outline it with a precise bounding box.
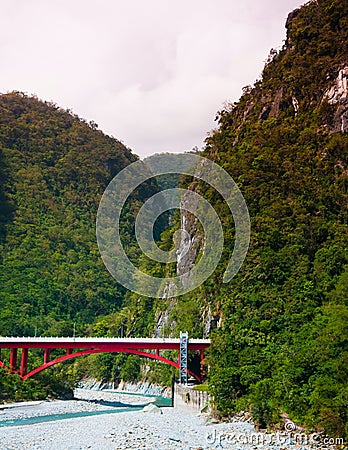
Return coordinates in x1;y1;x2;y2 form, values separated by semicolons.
0;337;210;350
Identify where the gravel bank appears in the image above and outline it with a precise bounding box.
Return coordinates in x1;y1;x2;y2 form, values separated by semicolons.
0;389;340;449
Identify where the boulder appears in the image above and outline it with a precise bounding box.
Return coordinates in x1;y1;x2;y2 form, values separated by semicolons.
142;403;163;414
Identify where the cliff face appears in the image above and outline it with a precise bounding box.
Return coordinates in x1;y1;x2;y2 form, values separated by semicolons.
161;0;348;437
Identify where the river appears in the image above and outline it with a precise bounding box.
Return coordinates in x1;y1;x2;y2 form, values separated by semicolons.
0;388;171;428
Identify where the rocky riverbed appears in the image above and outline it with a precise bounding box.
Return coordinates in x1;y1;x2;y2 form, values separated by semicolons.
0;389;341;449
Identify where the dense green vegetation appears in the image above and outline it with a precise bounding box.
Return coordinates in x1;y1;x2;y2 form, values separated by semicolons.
0;92;139;332
0;366;77;401
0;0;347;441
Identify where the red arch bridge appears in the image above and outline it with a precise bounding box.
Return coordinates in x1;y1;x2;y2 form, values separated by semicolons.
0;336;210;383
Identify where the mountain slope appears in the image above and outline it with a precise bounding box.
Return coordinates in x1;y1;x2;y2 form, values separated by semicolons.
197;0;348;437
0;92;142;336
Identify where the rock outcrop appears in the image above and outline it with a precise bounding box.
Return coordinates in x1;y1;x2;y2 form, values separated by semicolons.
324;66;348;132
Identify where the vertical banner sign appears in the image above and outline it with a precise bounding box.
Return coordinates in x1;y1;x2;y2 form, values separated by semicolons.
179;331;188;384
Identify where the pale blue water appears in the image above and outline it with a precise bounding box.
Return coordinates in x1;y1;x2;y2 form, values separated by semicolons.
0;392;172;428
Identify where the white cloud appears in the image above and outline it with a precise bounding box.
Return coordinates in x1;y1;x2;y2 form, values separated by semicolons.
0;0;304;158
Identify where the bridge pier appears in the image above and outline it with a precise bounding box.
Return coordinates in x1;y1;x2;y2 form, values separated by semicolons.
44;348;50;364
200;350;205;380
20;348;28;377
9;348;17;372
179;332;188;384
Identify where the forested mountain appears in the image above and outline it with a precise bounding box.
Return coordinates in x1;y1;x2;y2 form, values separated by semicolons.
0;92;142;336
177;0;348;438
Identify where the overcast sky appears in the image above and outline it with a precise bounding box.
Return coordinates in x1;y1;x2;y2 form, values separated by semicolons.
0;0;304;158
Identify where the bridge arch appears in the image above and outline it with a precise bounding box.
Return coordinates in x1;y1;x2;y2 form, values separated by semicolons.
21;348;201;382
